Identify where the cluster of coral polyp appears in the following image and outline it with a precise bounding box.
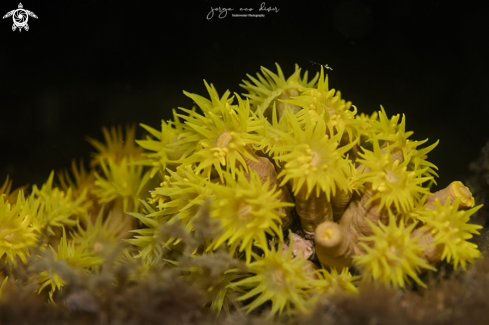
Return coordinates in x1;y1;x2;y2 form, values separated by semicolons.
0;64;483;317
136;64;482;308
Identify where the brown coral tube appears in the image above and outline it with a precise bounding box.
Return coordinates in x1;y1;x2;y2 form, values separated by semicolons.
295;186;333;233
242;147;278;186
411;227;444;265
340;184;388;239
337;150;393;234
242;147;294;229
304;260;320;279
426;181;475;209
358;184;389;227
315;221;354;269
331;189;353;222
337;185;390;257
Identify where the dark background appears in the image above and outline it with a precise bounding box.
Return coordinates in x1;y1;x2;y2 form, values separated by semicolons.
0;0;488;191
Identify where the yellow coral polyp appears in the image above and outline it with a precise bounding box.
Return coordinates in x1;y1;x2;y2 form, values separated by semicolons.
283;66;358;142
357;139;432;212
72;207;128;265
417;197;483;270
136;110;186;178
31;171;88;232
0;176;28;204
208;169;293;263
368;106;440;181
254;104;295;155
273;110;354;199
147;164;213;237
240;63;319;116
313;268;360;295
354;212;436;288
86;124;143;167
92;157;145;212
0;193;38;264
228;243;315;316
175;89;262;180
38;227;103;301
57;159;96;201
126;209;168;264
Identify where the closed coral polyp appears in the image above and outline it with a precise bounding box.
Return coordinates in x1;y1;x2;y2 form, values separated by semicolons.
315;221;354;269
426;180;475;209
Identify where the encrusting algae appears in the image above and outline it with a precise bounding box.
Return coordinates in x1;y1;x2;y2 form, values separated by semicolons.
0;63;483;319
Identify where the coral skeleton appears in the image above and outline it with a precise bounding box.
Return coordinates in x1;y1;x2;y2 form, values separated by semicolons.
0;63;483;320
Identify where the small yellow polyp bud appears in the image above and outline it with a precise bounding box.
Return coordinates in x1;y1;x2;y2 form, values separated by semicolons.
315;221;354;270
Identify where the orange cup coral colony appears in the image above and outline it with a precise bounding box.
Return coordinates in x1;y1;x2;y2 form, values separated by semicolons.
0;64;483;316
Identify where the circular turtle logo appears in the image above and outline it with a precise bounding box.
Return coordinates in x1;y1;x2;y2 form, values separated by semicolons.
3;3;38;32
